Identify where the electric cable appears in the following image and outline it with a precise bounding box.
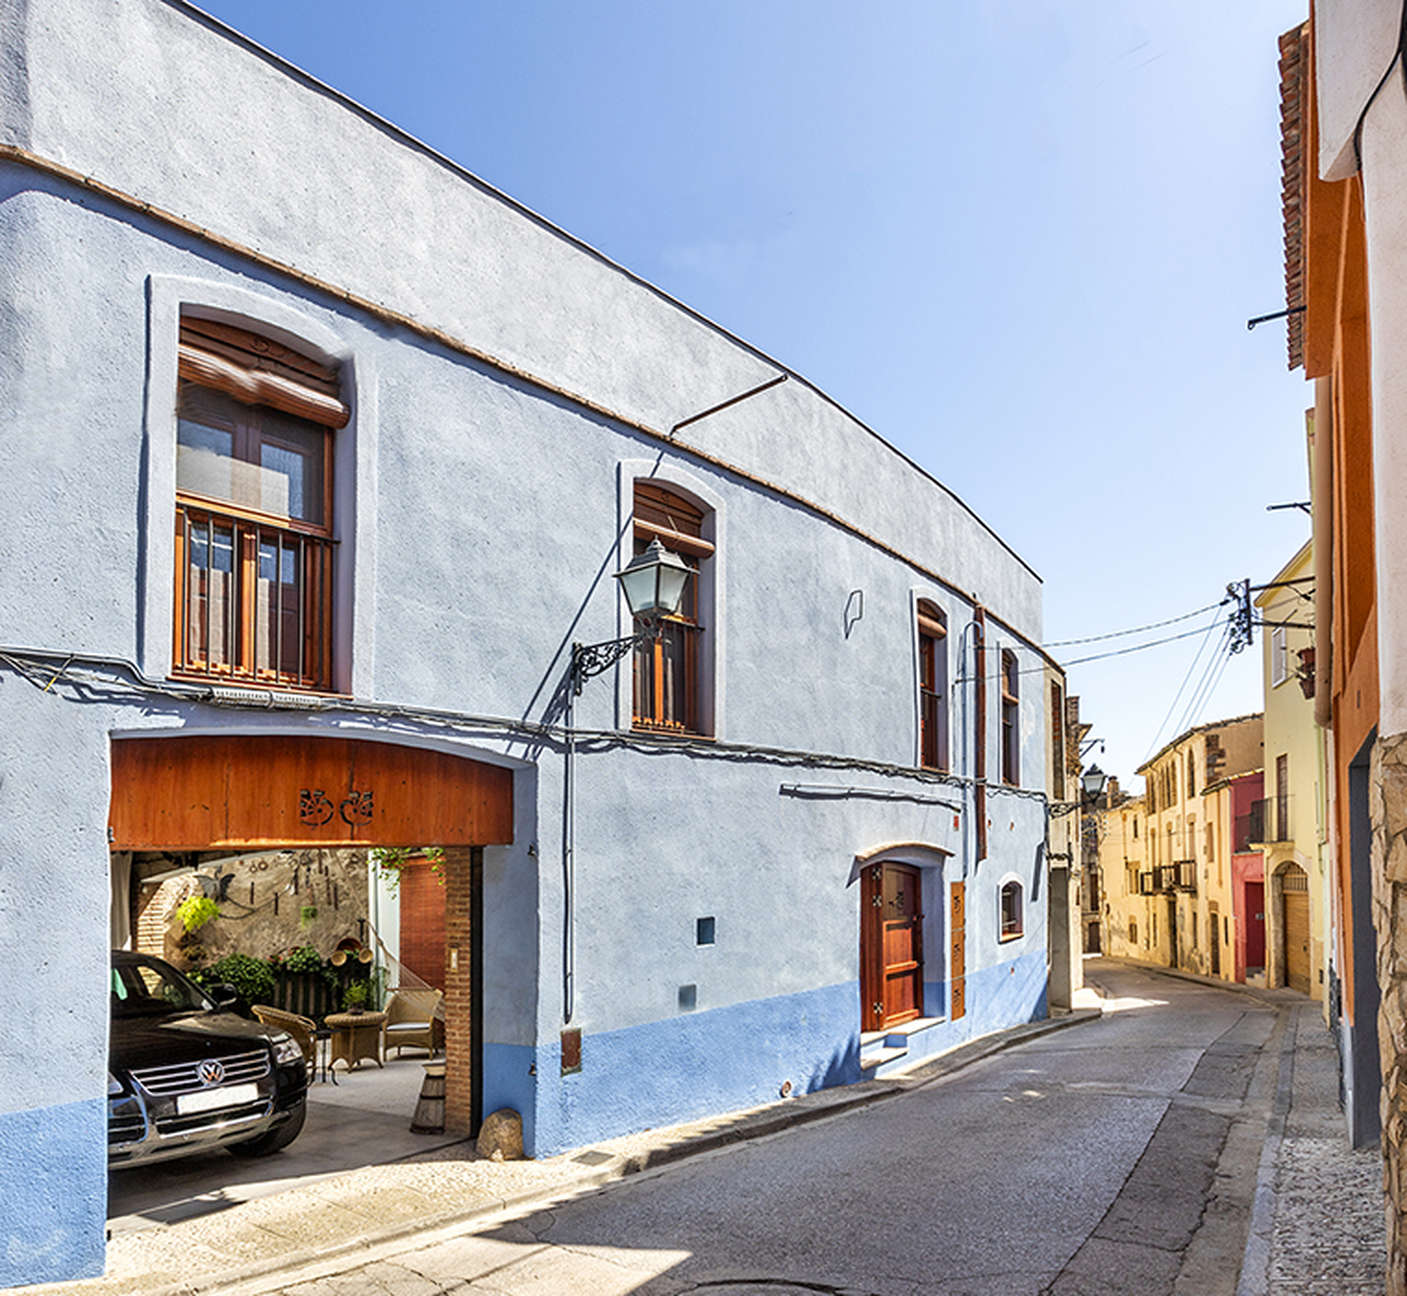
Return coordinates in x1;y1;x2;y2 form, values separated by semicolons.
1171;620;1234;741
1044;600;1226;648
1140;608;1228;762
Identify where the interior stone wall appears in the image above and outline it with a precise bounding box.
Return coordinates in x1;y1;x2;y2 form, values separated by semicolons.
131;848;373;971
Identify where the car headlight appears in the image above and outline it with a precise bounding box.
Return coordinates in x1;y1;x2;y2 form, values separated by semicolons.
271;1033;304;1066
107;1072;123;1096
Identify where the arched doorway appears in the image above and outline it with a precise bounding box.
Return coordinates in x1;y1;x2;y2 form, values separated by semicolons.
109;733;514;1133
1280;863;1311;995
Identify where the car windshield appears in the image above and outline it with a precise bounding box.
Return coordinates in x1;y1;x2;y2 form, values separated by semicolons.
111;958;214;1017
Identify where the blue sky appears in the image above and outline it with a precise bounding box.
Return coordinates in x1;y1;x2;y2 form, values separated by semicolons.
198;0;1311;787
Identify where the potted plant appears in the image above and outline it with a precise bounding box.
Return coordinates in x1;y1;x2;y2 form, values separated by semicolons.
342;980;370;1015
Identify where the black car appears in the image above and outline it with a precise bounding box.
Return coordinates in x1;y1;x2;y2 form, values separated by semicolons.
108;951;308;1167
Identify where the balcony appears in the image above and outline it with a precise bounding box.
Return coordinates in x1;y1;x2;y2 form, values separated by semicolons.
174;501;335;692
1237;797;1292;849
1139;869;1157;896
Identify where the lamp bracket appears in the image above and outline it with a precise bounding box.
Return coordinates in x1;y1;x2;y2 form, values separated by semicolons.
571;625;658;696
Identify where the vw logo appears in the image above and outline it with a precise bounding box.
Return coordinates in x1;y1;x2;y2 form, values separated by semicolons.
198;1059;225;1087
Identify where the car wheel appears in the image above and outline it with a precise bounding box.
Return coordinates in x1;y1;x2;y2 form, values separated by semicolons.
228;1099;306;1157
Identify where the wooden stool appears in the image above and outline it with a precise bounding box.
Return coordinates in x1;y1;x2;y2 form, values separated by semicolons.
411;1062;446;1134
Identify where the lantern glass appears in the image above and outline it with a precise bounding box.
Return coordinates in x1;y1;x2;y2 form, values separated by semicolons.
1081;764;1107;800
617;560;661;620
616;539;693;621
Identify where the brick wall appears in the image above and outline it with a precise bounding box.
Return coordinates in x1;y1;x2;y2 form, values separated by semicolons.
441;846;474;1134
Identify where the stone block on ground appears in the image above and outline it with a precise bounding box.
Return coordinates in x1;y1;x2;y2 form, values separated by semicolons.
476;1107;523;1161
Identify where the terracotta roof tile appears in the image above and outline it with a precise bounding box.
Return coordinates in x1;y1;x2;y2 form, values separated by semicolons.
1278;24;1309;371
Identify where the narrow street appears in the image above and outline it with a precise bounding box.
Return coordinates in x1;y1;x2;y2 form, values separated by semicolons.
262;963;1369;1296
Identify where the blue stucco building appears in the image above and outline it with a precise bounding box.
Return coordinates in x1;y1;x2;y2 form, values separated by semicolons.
0;1;1069;1285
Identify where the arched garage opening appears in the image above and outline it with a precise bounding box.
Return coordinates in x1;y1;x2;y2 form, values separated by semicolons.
106;732;514;1211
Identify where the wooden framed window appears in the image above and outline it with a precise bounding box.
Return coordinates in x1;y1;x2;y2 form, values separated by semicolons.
631;481;711;733
999;880;1023;940
1050;680;1066;799
917;600;948;771
1186;752;1196;798
1000;649;1019;785
172;317;345;691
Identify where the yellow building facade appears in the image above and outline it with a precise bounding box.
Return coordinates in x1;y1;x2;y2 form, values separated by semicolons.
1096;793;1146;961
1102;715;1263;982
1255;541;1329;1003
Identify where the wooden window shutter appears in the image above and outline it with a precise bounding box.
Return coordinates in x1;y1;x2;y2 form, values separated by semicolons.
179;316;349;429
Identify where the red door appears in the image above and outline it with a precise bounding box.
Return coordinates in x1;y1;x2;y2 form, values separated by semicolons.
861;863;924;1030
1245;881;1266;969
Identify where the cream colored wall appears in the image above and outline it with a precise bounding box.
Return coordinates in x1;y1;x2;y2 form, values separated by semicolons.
1097;797;1147;961
1200;785;1238;982
1137;716;1261;980
1257;541;1327;1000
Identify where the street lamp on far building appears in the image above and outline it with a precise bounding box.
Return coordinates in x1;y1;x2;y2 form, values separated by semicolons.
1081;764;1109;803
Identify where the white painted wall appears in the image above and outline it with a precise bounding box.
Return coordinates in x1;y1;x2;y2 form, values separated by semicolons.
1314;0;1402;181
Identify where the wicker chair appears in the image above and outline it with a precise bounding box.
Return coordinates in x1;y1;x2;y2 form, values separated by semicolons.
381;988;444;1059
251;1004;317;1080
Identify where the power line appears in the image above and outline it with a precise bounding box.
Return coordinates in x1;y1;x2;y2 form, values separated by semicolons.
1059;622;1230;669
1044;600;1227;648
1140;609;1228;762
1172;621;1234;740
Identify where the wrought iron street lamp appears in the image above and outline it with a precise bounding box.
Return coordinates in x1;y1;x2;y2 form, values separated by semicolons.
1081;764;1109;802
570;539;695;695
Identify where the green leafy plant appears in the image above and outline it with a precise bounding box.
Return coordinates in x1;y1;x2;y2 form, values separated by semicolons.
342;979;370;1012
176;895;220;933
192;953;276;1006
281;945;324;975
371;846;446;895
299;904;318;927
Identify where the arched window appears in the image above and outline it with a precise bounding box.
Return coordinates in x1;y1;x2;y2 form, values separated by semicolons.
1186;751;1196;798
172;315;347;690
999;879;1023;940
1000;649;1019;785
917;600;948;771
632;480;713;733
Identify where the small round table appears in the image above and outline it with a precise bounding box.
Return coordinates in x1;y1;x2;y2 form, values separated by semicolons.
325;1010;387;1073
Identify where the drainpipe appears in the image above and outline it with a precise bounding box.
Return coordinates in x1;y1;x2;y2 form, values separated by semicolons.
1313;375;1333;728
563;688;577;1024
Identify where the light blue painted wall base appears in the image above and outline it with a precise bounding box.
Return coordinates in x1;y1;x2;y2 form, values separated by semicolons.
0;1099;106;1287
498;955;1048;1158
869;949;1047;1079
522;981;860;1157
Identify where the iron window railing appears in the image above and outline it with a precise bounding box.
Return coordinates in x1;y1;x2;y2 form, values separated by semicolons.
174;501;335;691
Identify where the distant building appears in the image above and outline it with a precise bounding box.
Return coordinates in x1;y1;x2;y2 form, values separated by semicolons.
1137;716;1264;977
1094;790;1146;962
1254;541;1328;1002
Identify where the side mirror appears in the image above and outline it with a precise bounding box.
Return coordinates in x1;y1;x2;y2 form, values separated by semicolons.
209;983;240;1010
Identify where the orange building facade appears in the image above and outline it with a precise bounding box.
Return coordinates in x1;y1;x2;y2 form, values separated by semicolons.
1280;7;1407;1285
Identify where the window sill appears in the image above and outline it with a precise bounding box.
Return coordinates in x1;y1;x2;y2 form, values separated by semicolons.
631;722;713;741
171;672;348;701
998;931;1024;944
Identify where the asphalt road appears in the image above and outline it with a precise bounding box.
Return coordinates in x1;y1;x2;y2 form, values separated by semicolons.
273;963;1284;1296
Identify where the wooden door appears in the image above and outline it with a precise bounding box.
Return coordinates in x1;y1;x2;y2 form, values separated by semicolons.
1167;897;1179;970
1209;906;1221;976
950;880;966;1020
1282;868;1310;994
860;863;924;1030
398;858;447;991
1245;882;1266;969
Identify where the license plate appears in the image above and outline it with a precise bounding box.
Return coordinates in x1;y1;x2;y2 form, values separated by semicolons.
175;1082;259;1115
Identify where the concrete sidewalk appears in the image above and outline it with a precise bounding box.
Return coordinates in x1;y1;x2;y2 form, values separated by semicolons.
20;1007;1101;1296
1242;999;1385;1295
1096;960;1387;1295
